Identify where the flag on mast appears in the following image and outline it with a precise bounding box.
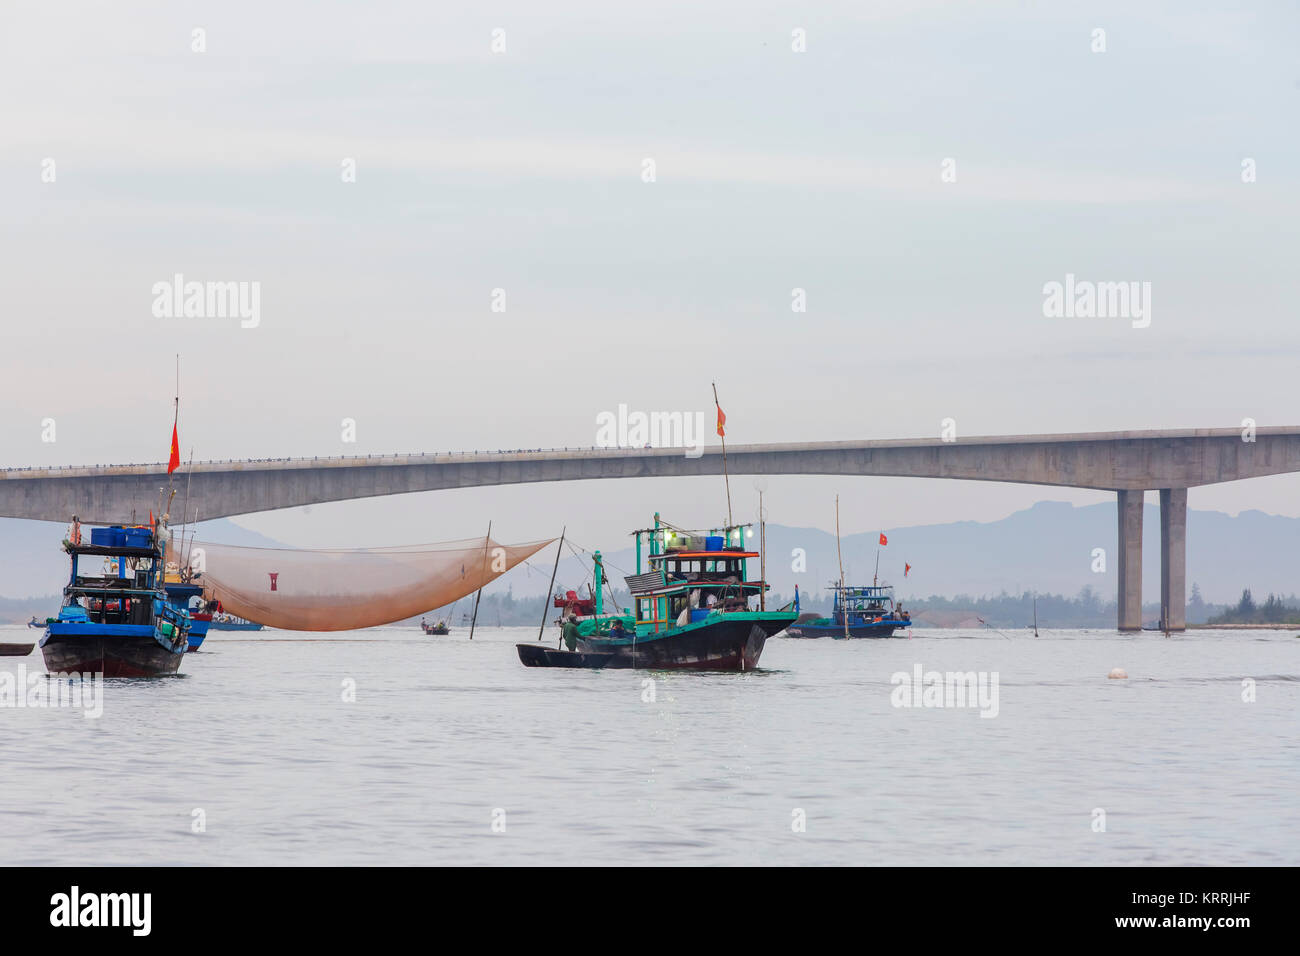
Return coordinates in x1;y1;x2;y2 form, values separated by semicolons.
904;562;912;577
715;403;726;437
167;417;180;474
879;532;888;546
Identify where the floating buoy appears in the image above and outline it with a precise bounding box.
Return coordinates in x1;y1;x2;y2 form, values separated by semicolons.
1108;667;1128;680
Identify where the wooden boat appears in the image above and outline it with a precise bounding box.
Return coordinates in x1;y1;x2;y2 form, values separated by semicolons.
527;514;796;671
516;644;631;668
783;584;912;639
421;620;450;635
0;642;35;656
209;612;263;631
40;519;189;676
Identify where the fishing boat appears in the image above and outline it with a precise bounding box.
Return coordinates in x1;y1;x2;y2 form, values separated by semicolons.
421;619;450;635
783;584;911;639
1;635;35;656
519;513;797;670
164;580;212;650
40;518;190;676
209;611;263;632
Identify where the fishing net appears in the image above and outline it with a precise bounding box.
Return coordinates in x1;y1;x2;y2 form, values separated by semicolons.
186;535;554;631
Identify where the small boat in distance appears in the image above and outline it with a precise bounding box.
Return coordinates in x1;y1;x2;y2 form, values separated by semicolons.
421;618;450;635
783;584;912;639
41;517;190;676
210;610;263;632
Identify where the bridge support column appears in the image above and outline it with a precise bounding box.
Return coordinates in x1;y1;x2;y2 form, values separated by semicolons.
1116;490;1143;631
1159;488;1187;631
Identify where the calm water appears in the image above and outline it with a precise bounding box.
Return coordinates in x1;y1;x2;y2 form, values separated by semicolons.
1;624;1296;866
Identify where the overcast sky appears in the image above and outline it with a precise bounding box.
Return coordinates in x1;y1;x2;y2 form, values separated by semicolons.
1;1;1296;550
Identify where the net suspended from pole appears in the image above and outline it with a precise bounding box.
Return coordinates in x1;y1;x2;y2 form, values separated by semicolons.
189;535;555;631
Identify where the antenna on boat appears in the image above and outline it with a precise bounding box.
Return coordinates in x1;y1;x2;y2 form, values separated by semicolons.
712;383;732;529
536;527;565;642
468;520;492;640
836;495;849;641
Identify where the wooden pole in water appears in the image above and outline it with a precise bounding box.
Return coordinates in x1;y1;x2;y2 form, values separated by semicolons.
468;520;492;641
836;496;849;640
537;527;565;642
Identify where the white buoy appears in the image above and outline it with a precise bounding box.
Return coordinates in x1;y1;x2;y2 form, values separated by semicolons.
1108;667;1128;679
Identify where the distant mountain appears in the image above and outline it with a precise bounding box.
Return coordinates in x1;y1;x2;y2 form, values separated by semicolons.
526;500;1299;610
2;501;1294;619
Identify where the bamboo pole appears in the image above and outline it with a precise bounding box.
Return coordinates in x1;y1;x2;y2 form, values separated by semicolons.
468;520;492;641
537;527;565;642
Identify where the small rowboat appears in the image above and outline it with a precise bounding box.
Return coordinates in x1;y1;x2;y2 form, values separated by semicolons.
516;644;631;668
0;642;35;657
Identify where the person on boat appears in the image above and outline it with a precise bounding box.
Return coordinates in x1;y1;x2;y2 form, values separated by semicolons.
608;618;628;640
561;614;581;652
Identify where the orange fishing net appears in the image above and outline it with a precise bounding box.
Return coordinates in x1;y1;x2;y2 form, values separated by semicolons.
188;536;554;631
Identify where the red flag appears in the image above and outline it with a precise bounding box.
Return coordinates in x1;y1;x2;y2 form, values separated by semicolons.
879;532;888;546
716;404;726;438
904;562;911;577
167;420;180;474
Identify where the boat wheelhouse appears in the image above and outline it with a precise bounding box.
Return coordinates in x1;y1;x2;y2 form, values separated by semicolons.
41;518;190;676
784;583;911;639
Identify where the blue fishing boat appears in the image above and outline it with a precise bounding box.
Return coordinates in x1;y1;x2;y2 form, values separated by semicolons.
783;584;911;639
164;581;211;650
41;518;190;676
209;611;263;632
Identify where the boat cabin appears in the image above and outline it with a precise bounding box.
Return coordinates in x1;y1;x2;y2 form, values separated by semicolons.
624;520;769;634
831;584;908;626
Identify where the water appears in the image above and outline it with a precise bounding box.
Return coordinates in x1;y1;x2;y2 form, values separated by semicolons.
1;625;1296;866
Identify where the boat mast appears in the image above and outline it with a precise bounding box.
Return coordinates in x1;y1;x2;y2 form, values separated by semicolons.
712;383;732;529
468;519;492;641
1033;593;1039;637
836;495;848;640
536;527;565;642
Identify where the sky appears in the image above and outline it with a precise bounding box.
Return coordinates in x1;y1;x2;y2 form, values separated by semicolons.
1;1;1297;551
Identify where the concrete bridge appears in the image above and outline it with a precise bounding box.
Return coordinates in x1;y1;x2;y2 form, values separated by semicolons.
4;426;1299;631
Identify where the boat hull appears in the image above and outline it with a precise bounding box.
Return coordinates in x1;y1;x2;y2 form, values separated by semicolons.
40;635;185;677
516;644;632;668
784;621;908;639
0;643;35;656
210;621;263;631
575;614;793;671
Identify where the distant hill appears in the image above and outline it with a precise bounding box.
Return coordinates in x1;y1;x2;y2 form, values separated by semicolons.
2;501;1295;623
527;500;1300;611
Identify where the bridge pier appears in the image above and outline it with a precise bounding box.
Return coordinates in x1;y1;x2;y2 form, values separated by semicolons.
1116;489;1144;631
1159;488;1187;631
